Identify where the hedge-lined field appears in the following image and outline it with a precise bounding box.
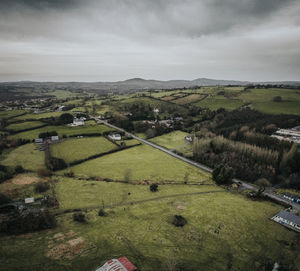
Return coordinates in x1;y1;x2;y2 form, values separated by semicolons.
61;144;210;183
5;121;45;131
50;137;116;164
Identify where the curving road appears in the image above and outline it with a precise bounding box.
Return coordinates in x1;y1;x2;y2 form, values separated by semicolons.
92;117;300;211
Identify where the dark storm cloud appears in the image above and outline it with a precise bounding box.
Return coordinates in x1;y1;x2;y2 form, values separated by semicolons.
0;0;299;81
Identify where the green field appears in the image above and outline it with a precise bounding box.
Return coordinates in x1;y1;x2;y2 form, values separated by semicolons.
5;121;45;131
195;96;245;111
0;110;26;119
172;94;206;105
1;177;298;271
1;143;45;171
150;130;188;150
61;144;210;183
50;137;116;163
13;111;64;121
9;124;115;140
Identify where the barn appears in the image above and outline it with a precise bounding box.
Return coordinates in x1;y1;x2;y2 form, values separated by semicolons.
271;210;300;232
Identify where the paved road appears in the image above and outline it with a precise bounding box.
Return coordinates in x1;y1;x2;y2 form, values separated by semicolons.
93;117;300;211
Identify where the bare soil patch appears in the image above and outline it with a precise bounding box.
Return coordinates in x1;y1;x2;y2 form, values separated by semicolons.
10;174;40;185
46;232;87;260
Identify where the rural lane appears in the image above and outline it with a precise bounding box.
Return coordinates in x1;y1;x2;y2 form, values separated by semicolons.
92;117;300;211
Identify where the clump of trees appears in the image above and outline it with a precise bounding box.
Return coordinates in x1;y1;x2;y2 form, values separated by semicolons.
0;193;11;205
49;157;67;171
212;164;234;185
0;210;56;234
73;212;86;223
39;131;57;139
35;181;50;193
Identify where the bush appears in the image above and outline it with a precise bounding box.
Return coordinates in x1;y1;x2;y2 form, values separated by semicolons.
37;168;52;177
50;157;67;170
98;208;107;217
65;171;74;177
35;182;50;193
172;215;187;227
273;96;282;102
0;193;11;205
73;212;86;223
59;113;73;124
150;183;158;192
14;165;24;174
212;164;234;185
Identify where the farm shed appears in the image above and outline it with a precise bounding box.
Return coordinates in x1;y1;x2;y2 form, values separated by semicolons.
35;138;43;144
271;210;300;232
51;136;59;141
95;256;136;271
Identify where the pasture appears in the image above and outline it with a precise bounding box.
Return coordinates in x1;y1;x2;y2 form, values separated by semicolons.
195;96;244;111
0;110;26;119
61;144;210;183
5;121;45;131
1;177;298;271
13;112;64;121
9;124;115;140
150;130;188;150
50;137;117;164
171;94;206;105
1;143;45;171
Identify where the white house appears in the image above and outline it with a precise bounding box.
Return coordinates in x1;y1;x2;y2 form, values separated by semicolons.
51;136;59;142
25;198;35;204
108;133;122;141
70;117;85;126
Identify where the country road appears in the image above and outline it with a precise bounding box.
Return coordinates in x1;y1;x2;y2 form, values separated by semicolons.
93;117;300;211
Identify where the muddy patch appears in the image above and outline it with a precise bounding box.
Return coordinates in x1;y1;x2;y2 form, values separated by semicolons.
46;232;88;260
10;174;40;185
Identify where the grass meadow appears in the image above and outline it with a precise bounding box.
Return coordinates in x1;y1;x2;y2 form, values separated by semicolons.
149;130;188;150
0;177;298;271
61;144;210;183
50;137;117;163
5;121;45;131
1;143;45;171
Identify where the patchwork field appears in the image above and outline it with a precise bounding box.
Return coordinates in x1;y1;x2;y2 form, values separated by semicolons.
1;143;45;171
195;96;245;111
5;121;45;131
9;124;115;140
50;137;117;164
61;144;210;183
12;111;64;121
1;178;298;271
172;94;206;105
0;110;26;119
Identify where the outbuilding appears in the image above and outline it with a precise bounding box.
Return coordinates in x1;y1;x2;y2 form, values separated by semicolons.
271;210;300;232
35;138;43;144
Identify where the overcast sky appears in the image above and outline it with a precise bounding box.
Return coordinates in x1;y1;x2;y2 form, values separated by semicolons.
0;0;299;82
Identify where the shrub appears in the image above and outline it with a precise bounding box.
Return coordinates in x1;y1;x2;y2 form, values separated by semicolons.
0;193;11;205
172;215;187;227
65;171;74;177
50;157;67;170
150;183;158;192
273;96;282;102
14;165;24;174
35;181;50;193
37;168;52;177
73;212;86;223
98;208;107;217
212;164;234;185
59;113;73;124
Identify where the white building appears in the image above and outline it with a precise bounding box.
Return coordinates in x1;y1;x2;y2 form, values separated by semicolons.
70;117;85;126
271;210;300;232
108;133;122;141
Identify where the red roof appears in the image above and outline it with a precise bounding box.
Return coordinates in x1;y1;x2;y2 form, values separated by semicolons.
118;257;137;271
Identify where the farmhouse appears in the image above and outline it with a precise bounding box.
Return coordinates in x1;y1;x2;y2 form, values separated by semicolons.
271;210;300;232
271;127;300;145
185;135;193;142
70;117;85;126
108;133;122;141
95;256;136;271
51;135;59;142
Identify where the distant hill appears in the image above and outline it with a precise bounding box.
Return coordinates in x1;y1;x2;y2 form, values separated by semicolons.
0;78;299;95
